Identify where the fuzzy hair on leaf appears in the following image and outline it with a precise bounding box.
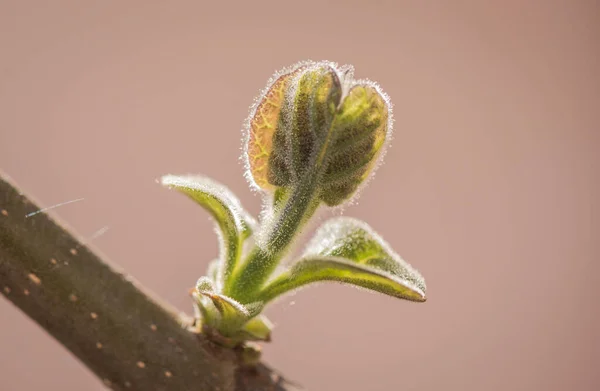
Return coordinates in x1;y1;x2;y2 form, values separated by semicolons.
255;216;426;303
304;216;425;294
161;175;256;291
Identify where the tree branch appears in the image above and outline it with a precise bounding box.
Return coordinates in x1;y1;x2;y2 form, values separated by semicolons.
0;172;301;391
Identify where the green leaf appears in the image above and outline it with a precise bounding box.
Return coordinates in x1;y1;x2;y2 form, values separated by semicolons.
288;65;342;179
161;175;255;288
318;82;391;206
191;277;217;327
257;217;426;303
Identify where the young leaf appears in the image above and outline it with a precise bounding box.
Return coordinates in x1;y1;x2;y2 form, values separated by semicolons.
289;65;342;179
192;277;217;327
194;288;251;334
257;217;426;303
161;175;255;287
319;82;390;206
244;63;308;191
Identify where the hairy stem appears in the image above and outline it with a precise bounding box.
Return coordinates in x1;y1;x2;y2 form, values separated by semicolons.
225;177;319;302
0;172;301;391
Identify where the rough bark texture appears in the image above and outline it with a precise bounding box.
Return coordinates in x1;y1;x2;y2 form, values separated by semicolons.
0;172;301;391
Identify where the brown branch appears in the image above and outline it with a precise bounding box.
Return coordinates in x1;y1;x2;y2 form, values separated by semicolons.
0;172;301;391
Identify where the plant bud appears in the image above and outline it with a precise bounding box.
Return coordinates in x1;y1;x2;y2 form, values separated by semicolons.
245;61;392;206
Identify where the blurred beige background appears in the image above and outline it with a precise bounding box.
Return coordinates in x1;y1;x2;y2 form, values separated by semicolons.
1;1;598;390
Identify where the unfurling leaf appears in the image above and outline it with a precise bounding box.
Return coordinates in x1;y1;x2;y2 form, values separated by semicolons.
258;217;426;303
161;175;255;287
243;60;392;207
245;64;307;191
319;82;390;206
